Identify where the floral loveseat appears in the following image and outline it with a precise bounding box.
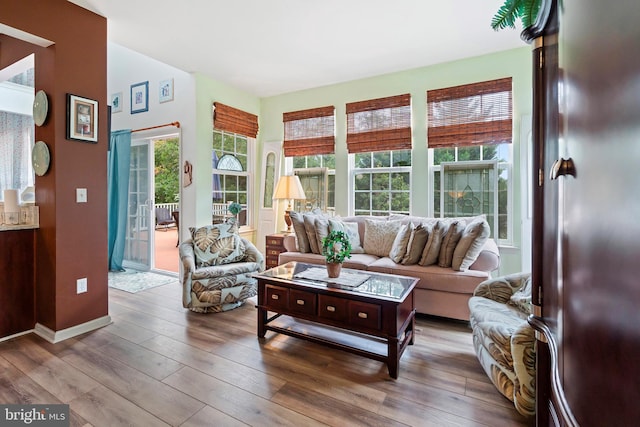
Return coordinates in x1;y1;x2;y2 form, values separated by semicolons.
277;212;500;320
468;272;535;416
179;222;264;313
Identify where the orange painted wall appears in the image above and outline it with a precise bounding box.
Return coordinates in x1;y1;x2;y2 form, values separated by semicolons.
1;0;108;331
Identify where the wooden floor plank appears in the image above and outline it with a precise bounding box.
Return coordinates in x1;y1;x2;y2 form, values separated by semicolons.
163;366;326;426
60;345;204;425
0;282;532;426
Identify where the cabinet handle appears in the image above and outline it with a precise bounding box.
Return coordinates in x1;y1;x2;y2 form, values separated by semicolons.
326;306;336;312
358;312;368;319
296;299;305;305
271;294;279;300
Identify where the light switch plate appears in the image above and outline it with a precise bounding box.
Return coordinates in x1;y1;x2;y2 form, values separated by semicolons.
77;278;87;294
76;188;87;203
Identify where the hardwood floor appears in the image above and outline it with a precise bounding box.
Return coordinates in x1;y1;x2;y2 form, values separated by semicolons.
0;282;532;426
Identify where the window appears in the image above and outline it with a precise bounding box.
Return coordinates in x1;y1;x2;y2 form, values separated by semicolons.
212;103;258;227
0;57;34;198
283;106;335;212
347;94;412;216
353;150;411;216
427;78;512;242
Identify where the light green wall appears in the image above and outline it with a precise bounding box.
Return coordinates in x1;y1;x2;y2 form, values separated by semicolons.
190;73;261;239
259;47;532;275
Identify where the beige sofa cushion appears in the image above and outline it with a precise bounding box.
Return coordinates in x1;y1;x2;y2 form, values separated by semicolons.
419;221;444;266
438;220;466;268
289;211;311;253
402;223;430;265
328;219;365;253
452;217;491;271
304;214;321;254
363;219;402;257
389;222;414;263
314;217;330;253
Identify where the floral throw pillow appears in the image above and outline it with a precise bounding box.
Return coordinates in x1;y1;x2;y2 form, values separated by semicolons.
190;223;245;267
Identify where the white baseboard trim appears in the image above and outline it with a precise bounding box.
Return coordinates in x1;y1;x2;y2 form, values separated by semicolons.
34;315;113;343
0;329;33;343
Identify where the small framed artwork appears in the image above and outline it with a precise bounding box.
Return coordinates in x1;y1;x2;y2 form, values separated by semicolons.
130;81;149;114
159;78;174;103
111;92;123;113
66;94;98;143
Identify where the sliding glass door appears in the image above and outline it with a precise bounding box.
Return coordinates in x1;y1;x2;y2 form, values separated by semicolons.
124;141;152;270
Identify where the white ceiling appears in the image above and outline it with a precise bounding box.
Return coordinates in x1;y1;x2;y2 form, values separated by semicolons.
68;0;525;97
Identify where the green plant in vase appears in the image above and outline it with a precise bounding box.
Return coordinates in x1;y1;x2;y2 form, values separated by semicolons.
321;230;352;278
227;202;242;225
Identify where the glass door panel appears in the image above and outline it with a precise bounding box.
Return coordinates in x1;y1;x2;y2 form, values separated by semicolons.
124;143;151;269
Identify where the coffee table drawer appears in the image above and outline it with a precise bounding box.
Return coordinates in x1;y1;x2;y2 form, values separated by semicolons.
349;301;381;331
289;289;317;315
318;295;348;322
265;284;288;310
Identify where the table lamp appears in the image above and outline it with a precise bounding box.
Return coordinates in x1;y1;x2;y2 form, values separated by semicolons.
273;175;306;233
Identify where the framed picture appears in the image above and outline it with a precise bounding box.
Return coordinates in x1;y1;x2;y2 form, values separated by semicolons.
159;78;174;103
111;92;123;113
66;94;98;143
130;81;149;114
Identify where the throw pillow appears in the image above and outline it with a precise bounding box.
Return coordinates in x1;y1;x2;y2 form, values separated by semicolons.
419;221;445;266
363;219;403;257
389;222;414;263
438;220;466;268
303;214;321;254
508;276;533;314
289;211;310;253
402;223;430;265
190;223;245;267
328;219;364;253
314;217;331;253
451;217;491;271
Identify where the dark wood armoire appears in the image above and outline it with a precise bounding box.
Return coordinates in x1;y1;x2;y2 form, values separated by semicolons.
525;0;640;425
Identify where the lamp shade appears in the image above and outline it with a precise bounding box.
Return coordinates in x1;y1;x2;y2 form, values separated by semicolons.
273;175;306;201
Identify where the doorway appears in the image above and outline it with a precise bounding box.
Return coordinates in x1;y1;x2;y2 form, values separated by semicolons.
123;134;180;274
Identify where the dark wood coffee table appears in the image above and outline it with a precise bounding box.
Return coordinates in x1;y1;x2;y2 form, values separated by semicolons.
254;261;418;378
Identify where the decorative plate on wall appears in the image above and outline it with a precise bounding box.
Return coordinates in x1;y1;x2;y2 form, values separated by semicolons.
33;90;49;126
32;141;50;176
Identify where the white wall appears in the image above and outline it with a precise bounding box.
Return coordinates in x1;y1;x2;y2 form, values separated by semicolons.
107;42;196;244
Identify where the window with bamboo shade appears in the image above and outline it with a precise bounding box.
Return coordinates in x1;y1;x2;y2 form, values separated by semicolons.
213;102;258;138
346;94;412;154
427;77;512;148
283;106;335;157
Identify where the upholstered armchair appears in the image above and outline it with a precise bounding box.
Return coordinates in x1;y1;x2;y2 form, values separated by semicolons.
468;272;535;417
179;223;264;313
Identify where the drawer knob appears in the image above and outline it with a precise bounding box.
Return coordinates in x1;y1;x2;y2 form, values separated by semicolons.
326;306;336;312
271;294;279;300
296;299;305;305
358;312;368;319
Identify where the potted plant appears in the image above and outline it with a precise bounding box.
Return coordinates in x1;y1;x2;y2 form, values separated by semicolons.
490;0;542;30
321;230;352;278
227;202;242;224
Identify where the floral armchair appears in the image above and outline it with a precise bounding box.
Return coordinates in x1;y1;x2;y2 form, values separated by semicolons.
179;223;264;313
468;272;535;417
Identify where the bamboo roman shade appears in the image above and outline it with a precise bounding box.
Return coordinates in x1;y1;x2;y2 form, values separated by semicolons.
346;94;412;154
427;78;512;148
213;102;259;138
283;106;335;157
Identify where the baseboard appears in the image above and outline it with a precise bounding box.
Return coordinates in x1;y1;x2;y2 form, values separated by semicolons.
33;315;113;343
0;329;33;343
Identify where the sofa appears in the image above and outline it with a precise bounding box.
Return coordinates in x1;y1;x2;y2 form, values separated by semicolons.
278;212;500;321
468;272;535;416
179;222;264;313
